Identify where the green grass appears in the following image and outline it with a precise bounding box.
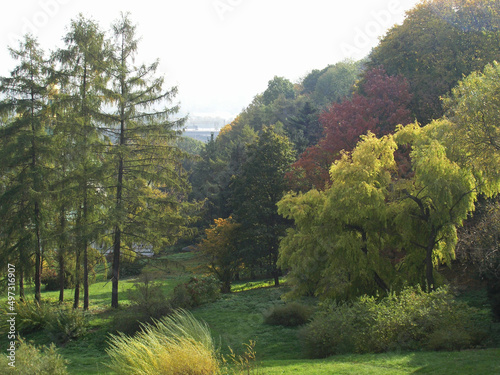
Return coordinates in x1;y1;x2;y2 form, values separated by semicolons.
4;254;500;374
193;285;303;360
259;349;500;374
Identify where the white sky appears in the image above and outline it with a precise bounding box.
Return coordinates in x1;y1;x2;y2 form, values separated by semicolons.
0;0;421;120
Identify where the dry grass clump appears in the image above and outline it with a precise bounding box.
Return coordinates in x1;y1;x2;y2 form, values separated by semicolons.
106;309;219;375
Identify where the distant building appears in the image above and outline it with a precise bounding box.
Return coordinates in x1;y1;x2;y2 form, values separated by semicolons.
182;115;231;142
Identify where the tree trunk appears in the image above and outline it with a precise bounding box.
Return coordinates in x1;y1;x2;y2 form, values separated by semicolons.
34;201;42;304
111;227;121;308
19;268;25;302
83;244;89;310
73;247;80;309
424;227;439;292
58;251;65;303
83;195;89;310
58;206;66;303
73;208;81;309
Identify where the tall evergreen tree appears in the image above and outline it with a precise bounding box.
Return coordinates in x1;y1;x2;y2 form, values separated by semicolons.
105;13;191;308
54;15;110;309
231;127;295;285
0;35;51;302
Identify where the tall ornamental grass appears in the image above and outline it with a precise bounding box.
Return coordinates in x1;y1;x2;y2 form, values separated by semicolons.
106;309;220;375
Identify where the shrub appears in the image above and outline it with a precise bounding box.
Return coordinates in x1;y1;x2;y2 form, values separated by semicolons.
128;274;173;320
264;302;313;327
0;338;68;374
2;301;88;342
171;276;221;309
111;275;174;335
300;302;359;357
13;301;53;334
301;286;489;357
41;268;75;291
46;307;89;343
106;309;220;375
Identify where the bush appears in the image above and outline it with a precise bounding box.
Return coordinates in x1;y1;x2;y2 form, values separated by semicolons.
128;274;173;320
264;302;313;327
170;276;221;309
111;275;174;335
0;338;68;374
301;286;489;357
1;301;88;343
41;268;75;291
106;309;220;375
12;301;53;334
46;307;89;343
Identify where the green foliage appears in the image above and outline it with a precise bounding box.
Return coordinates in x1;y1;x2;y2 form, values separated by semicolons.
264;302;313;327
0;338;68;375
2;301;88;342
128;274;173;318
231;127;295;284
301;287;489;358
311;59;361;107
370;0;500;123
45;307;89;343
278;133;399;300
262;76;296;106
442;61;500;196
11;301;53;335
106;309;220;375
41;267;75;291
171;276;221;309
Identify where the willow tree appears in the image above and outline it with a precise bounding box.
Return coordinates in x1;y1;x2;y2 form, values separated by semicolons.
0;35;51;302
106;14;191;308
279;134;398;300
279;122;486;298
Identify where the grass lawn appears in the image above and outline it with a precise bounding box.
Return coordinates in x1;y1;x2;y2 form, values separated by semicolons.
259;349;500;374
57;283;500;375
3;253;499;374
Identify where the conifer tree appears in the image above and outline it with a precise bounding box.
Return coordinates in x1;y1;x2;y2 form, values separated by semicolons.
0;35;51;302
53;15;110;309
105;13;191;308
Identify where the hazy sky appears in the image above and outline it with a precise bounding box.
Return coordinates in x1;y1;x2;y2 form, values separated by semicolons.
1;0;421;120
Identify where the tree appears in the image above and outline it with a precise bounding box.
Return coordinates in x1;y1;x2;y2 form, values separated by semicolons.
369;0;500;123
231;127;295;285
287;68;412;191
441;61;500;194
457;200;500;319
311;60;361;107
279;117;489;299
54;15;110;310
197;217;241;293
283;100;322;155
105;13;191;308
279;134;398;300
262;76;295;106
0;35;51;302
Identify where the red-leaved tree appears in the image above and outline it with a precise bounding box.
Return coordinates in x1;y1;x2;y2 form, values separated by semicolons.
287;67;413;191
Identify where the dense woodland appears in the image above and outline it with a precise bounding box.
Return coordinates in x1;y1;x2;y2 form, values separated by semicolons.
0;0;499;331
